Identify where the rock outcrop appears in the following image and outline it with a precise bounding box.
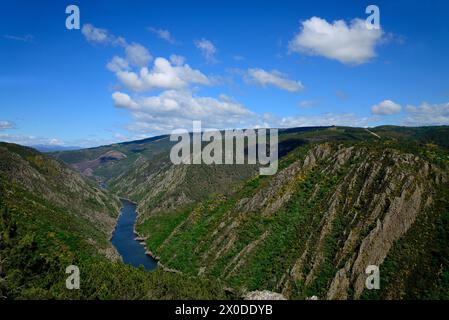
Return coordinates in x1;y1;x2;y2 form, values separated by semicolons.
244;290;287;300
137;142;448;300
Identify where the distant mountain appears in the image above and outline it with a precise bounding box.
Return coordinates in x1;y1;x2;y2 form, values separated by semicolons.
31;144;81;153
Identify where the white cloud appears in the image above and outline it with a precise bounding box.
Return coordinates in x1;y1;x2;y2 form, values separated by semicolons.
3;34;34;43
82;23;129;48
112;92;139;109
48;138;63;145
82;23;151;68
106;56;130;72
275;113;371;128
82;24;111;44
289;17;383;65
112;89;377;135
0;121;15;130
0;133;65;146
81;24;212;93
169;54;185;66
195;38;217;63
246;68;304;92
403;102;449;126
112;90;258;134
0;133;135;149
79;23;383;137
125;43;152;67
148;27;177;44
298;100;318;108
371;100;402;115
115;57;211;92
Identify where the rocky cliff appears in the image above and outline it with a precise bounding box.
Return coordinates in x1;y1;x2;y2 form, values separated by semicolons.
135;141;449;299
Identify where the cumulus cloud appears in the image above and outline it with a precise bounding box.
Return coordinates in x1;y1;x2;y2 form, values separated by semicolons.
83;23;152;68
111;89;377;135
246;68;304;92
289;17;383;65
125;43;152;67
403;102;449;126
169;54;185;66
195;38;217;63
82;25;201;93
0;121;15;130
112;90;258;134
371;100;402;115
82;24;112;44
81;23;380;136
114;57;211;92
112;92;139;109
148;27;177;44
82;24;128;47
106;56;130;72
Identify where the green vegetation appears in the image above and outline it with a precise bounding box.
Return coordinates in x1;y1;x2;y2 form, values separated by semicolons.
0;143;229;300
0;196;227;299
361;183;449;300
138;206;193;251
143;144;359;297
130;126;449;299
2;125;449;300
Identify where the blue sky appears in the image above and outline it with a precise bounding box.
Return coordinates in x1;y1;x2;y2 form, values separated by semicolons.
1;0;449;147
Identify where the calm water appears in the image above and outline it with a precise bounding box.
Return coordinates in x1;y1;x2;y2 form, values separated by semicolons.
111;199;158;271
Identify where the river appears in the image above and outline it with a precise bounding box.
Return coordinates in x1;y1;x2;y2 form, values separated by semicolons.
111;199;158;271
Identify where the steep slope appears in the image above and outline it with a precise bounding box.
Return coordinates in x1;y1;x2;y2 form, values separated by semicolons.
0;142;120;243
107;128;327;222
0;143;228;299
56;127;326;219
134;139;449;299
52;135;173;182
45;125;449;300
108;150;258;218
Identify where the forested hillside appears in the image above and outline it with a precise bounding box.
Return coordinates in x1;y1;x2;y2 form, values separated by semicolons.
2;126;449;299
0;142;227;299
122;126;449;299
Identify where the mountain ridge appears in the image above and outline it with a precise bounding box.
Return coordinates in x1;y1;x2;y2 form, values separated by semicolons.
2;125;449;299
